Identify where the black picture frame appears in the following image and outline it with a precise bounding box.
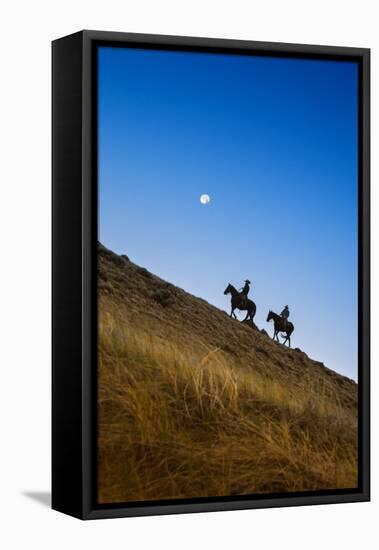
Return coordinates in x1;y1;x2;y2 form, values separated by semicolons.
52;30;370;520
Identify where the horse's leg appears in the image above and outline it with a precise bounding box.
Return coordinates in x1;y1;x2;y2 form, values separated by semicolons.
246;305;254;321
242;309;249;321
288;335;291;348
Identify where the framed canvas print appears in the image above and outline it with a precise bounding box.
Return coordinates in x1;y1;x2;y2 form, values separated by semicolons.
52;30;370;519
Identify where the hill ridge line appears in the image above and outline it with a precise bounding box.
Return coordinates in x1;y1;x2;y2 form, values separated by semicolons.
98;242;356;393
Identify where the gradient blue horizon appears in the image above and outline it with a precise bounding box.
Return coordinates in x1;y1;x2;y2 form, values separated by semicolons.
98;46;358;381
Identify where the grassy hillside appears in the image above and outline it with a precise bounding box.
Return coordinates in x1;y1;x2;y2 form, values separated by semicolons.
97;243;358;504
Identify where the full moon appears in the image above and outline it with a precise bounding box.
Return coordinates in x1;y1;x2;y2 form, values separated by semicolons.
200;194;210;205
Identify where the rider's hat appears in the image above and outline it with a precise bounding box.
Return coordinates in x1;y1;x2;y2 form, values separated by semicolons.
245;279;251;284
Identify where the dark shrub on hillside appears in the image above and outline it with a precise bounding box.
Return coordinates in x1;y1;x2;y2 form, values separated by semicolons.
137;266;153;279
152;288;175;307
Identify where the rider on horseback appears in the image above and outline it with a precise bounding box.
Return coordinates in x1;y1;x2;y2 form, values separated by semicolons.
281;305;290;328
239;280;251;307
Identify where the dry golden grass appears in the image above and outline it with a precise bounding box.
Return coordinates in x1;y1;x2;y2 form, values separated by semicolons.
98;296;358;504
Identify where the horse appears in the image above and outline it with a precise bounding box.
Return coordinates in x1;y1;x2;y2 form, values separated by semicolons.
266;310;294;347
224;283;257;322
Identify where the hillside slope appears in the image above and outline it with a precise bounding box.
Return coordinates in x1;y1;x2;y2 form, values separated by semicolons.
97;243;358;504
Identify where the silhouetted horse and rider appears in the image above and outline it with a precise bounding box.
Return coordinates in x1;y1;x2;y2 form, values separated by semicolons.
266;308;294;347
224;280;294;347
224;279;256;322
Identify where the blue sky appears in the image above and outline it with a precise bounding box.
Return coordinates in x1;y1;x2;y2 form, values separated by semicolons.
98;46;358;381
